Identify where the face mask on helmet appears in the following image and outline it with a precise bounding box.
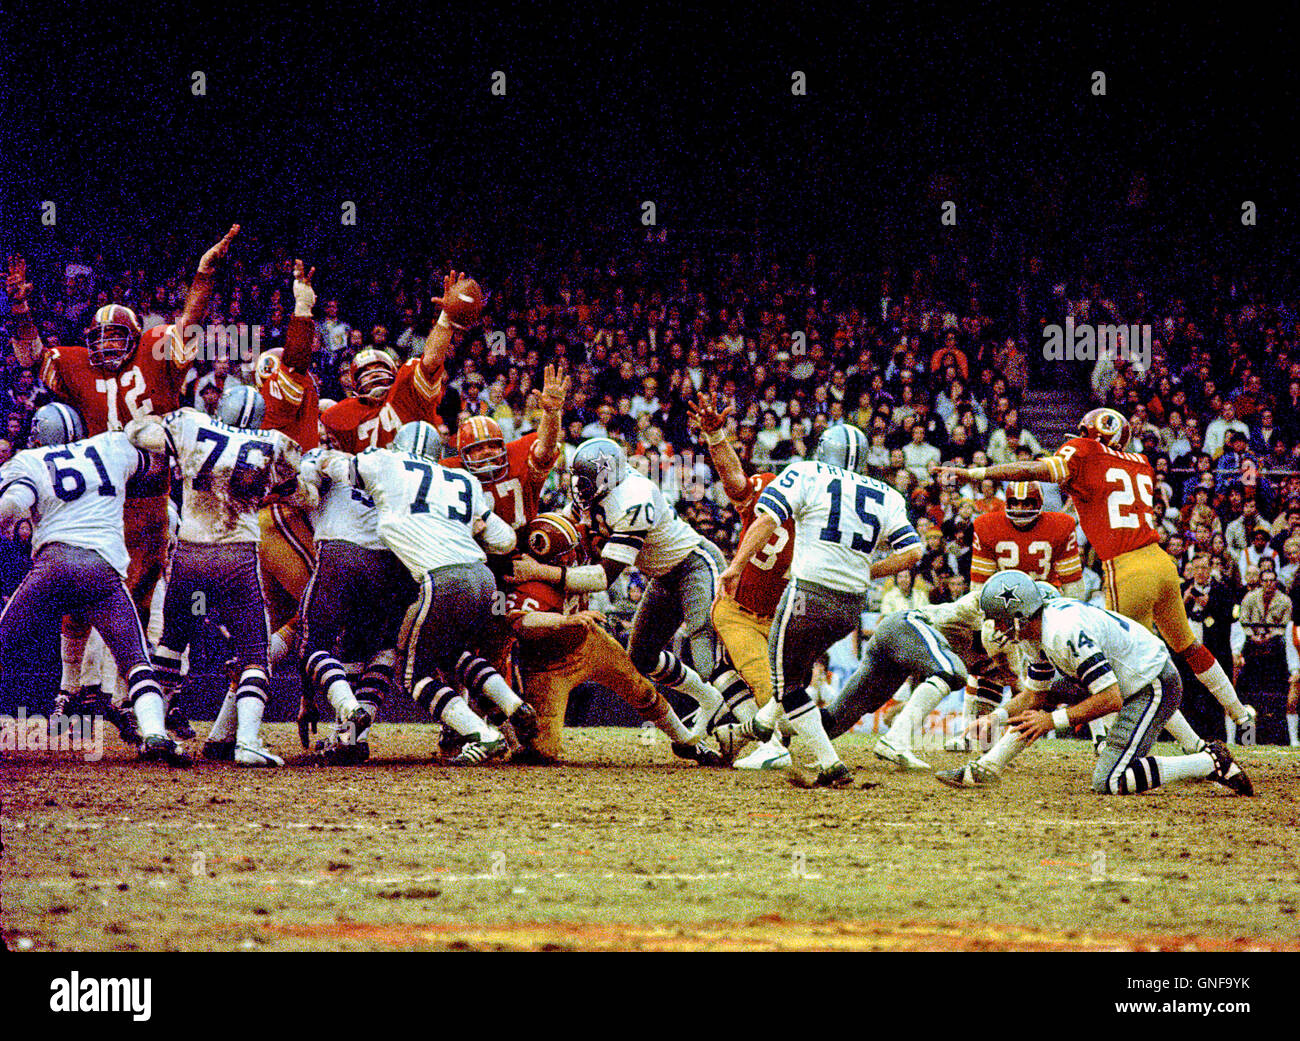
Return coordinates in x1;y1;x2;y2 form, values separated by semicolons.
459;419;508;482
87;322;140;372
1005;482;1043;529
355;363;395;402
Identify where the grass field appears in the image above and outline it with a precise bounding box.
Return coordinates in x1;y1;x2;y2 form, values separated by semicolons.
4;725;1300;951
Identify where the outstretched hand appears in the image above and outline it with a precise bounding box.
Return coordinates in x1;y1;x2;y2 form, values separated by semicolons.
688;392;734;436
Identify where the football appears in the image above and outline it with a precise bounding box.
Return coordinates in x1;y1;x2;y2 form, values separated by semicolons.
442;277;485;329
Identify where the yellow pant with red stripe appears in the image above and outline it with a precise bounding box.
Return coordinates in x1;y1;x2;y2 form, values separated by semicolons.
523;626;667;761
710;593;774;707
1102;542;1196;654
258;505;316;633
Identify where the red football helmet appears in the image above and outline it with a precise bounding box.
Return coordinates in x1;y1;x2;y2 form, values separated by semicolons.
1005;481;1043;529
350;349;396;403
525;512;581;566
86;304;142;372
1078;407;1130;449
457;416;509;483
254;347;283;392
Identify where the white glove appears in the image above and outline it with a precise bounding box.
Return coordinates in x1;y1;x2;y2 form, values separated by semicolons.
293;277;317;317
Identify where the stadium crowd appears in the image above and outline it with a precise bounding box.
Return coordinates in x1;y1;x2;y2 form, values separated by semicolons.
4;226;1298;740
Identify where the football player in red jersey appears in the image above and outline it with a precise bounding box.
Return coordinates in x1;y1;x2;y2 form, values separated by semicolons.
940;406;1256;745
505;512;698;761
441;365;569;718
255;258;322;667
687;392;796;766
948;480;1084;749
442;363;570;529
319;269;476;453
6;227;240;732
969;482;1083;595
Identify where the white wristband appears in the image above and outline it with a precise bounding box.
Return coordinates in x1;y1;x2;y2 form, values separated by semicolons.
1051;707;1071;733
437;312;451;329
990;706;1009;725
968;466;987;481
704;428;728;447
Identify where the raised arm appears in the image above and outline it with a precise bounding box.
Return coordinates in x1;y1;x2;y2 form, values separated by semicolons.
6;254;44;368
936;459;1054;485
282;258;317;373
173;224;240;365
689;392;750;504
424;268;481;379
532;363;570;471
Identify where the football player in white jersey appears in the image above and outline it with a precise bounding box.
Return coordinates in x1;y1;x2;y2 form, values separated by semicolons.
355;420;535;764
295;446;416;762
720;425;924;786
126;387;306;767
0;404;185;765
936;570;1254;795
510;437;728;762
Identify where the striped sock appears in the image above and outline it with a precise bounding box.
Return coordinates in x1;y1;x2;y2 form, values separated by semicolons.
127;665;166;739
711;664;755;723
234;668;270;747
1112;756;1163;794
456;652;523;715
305;651;360;718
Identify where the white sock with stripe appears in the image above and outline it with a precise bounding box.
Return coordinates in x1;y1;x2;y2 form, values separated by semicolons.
1195;660;1248;722
885;677;950;750
1288;713;1299;746
979;728;1026;773
786;703;840;768
234;668;270;747
1151;751;1214;785
1162;710;1204;754
210;685;238;742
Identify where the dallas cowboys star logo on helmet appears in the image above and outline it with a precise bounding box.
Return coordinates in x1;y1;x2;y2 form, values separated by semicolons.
997;586;1022;608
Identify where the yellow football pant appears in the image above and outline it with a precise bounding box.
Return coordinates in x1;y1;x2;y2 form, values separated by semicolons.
710;593;773;706
523;626;667;761
1102;542;1196;654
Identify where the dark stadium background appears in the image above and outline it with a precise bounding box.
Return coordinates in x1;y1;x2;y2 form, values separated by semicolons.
2;6;1298;728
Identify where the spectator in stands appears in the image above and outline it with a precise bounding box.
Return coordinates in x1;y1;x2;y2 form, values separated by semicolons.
1205;401;1249;460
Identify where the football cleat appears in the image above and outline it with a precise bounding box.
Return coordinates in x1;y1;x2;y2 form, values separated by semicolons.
437;725;469;758
874;736;931;771
234;742;285;767
671;742;727;767
104;703;142;747
934;762;1001;789
507;703;539;747
165;706;197;741
139;735;192;768
1206;740;1254;796
448;735;507;766
714;715;774;758
733;733;792;770
787;760;856;789
944;733;972;752
202;739;236;761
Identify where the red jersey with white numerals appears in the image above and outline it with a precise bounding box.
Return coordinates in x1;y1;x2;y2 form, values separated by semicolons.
506;580;588;666
320;357;444;453
1044;436;1159;561
442;432;553;530
260;363;319;450
40;326;189;434
970;508;1082;586
733;471;795;619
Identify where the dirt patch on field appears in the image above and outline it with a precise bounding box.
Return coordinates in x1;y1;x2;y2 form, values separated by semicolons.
4;726;1300;951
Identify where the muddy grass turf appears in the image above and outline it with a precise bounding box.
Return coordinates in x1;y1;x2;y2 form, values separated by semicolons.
3;725;1299;951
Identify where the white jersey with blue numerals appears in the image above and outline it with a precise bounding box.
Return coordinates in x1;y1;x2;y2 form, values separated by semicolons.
156;409;301;545
1023;599;1169;699
356;446;493;579
755;460;920;594
299;447;384;550
591;470;700;578
0;431;147;576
